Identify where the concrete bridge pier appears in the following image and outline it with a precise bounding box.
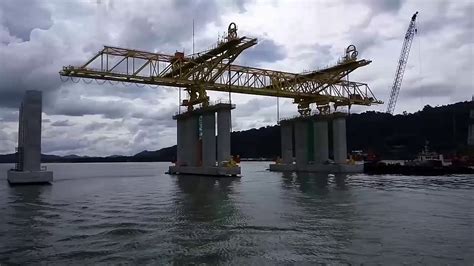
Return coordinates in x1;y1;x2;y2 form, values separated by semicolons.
7;90;53;184
269;113;362;173
168;103;240;177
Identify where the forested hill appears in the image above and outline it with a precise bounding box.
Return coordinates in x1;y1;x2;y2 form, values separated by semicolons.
346;101;472;158
231;101;473;159
0;101;472;163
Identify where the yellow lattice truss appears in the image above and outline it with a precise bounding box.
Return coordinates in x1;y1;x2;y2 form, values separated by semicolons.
60;23;382;115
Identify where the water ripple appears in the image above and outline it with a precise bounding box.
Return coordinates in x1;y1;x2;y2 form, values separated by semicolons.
0;162;472;264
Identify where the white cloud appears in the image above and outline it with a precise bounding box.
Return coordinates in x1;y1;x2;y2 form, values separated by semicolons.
0;0;472;155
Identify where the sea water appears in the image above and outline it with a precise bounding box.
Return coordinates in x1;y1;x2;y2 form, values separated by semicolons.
0;162;472;264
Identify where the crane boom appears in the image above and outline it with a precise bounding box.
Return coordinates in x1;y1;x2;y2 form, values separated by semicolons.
386;12;418;114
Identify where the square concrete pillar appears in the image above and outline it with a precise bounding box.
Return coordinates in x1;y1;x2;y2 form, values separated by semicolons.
202;112;216;167
280;121;293;164
19;91;42;171
185;115;200;167
333;116;347;164
469;97;474;146
217;108;231;164
294;120;308;166
313;120;329;164
176;117;186;165
7;90;53;184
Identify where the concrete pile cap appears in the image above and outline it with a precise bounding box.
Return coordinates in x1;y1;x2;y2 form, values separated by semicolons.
280;112;347;123
173;103;235;119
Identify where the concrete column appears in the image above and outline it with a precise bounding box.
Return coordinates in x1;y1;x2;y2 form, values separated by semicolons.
469;97;474;146
19;91;42;171
202;112;216;167
313;120;329;164
176;117;185;165
333;116;347;164
294;120;308;166
186;115;200;166
280;121;293;164
7;90;52;184
217;108;231;164
17;101;24;170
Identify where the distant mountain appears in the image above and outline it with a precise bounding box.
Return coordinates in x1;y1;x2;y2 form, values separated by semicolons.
346;101;472;159
132;146;176;162
231;126;280;159
0;153;62;164
0;146;177;163
42;154;63;161
0;101;472;163
63;154;82;159
228;101;472;160
0;153;15;163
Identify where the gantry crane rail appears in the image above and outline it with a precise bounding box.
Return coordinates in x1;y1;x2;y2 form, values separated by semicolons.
60;23;382;115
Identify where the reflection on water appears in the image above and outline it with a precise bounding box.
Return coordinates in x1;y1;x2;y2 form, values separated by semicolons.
174;175;240;223
3;185;54;260
279;171;358;261
281;172;348;192
170;176;244;264
0;162;472;264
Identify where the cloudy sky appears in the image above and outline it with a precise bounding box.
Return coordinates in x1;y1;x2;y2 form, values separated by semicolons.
0;0;472;156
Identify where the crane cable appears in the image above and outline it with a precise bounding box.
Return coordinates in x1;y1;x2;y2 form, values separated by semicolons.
418;21;422;77
277;96;280;123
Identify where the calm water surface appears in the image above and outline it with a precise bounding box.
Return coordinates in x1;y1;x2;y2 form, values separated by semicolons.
0;162;473;264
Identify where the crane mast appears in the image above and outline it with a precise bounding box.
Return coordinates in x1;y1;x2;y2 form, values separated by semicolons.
386;12;418;114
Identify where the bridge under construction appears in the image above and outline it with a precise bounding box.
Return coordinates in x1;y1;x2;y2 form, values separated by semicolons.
60;23;382;176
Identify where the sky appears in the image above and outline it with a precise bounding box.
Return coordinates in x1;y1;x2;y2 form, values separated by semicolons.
0;0;472;156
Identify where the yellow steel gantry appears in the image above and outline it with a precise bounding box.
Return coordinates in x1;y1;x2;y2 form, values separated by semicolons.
60;23;382;115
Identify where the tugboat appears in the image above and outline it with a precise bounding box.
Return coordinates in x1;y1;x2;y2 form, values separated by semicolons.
405;142;445;167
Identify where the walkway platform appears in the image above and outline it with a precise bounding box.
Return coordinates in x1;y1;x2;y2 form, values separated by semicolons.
269;163;363;173
7;170;53;185
167;165;241;177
